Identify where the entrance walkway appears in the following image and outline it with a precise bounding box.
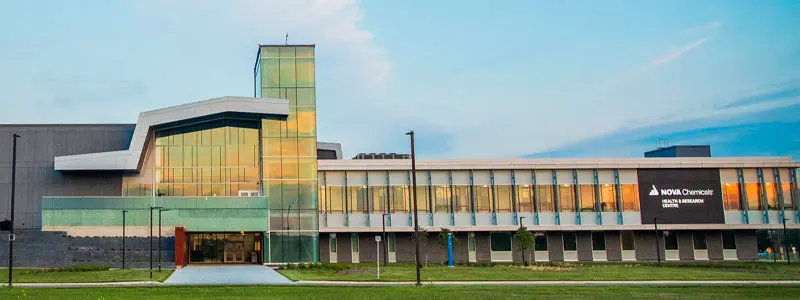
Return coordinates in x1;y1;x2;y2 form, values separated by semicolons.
164;265;293;285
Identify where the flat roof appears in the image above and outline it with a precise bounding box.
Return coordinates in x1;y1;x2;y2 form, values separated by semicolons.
319;157;800;171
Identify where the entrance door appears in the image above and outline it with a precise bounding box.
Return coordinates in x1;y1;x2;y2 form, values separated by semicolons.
188;232;262;264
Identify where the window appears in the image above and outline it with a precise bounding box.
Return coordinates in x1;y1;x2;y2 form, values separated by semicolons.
534;233;548;251
390;186;409;213
620;184;640;211
722;231;736;250
496;185;513;212
347;186;368;214
664;231;678;250
537;185;555;212
370;186;387;214
517;185;533;212
782;183;795;209
765;183;779;210
579;185;597;212
434;185;451;213
330;234;337;253
621;231;635;250
592;232;606;251
328;186;344;213
468;233;476;252
693;231;707;250
453;186;472;213
723;183;743;211
745;183;763;210
563;232;577;251
415;186;430;213
559;184;576;212
490;232;512;251
318;186;327;214
351;233;359;252
475;185;493;212
600;184;617;212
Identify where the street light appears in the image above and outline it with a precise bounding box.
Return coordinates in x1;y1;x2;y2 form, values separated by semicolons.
122;210;128;269
653;217;661;263
519;216;527;266
158;208;171;272
382;213;388;266
149;206;163;279
407;130;422;286
7;133;20;288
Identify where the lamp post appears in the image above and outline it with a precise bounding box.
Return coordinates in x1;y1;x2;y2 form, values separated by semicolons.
382;213;388;266
149;206;162;279
122;210;128;269
7;133;19;288
783;217;791;265
519;216;527;266
158;208;171;272
653;217;661;263
406;130;422;286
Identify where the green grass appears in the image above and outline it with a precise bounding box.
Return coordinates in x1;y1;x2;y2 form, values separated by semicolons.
0;269;173;283
278;262;800;282
1;286;799;299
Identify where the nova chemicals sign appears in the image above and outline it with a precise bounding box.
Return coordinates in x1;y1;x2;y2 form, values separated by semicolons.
638;169;724;224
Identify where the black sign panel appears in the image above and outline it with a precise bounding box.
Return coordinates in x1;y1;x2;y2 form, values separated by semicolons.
638;168;724;224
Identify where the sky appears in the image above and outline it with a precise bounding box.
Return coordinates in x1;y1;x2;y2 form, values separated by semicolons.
1;0;798;159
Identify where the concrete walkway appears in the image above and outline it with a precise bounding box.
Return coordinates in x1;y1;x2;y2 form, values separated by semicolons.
163;265;293;285
295;280;800;286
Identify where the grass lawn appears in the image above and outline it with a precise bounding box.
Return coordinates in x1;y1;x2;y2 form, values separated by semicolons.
278;262;800;282
1;286;799;299
0;269;173;283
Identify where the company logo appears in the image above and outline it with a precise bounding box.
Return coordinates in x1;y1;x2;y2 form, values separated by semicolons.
649;185;659;196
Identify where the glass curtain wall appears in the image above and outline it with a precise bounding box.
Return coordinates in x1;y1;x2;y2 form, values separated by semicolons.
259;45;318;262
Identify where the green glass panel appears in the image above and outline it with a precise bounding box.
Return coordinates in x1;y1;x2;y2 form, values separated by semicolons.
261;58;280;88
279;58;296;87
297;88;315;106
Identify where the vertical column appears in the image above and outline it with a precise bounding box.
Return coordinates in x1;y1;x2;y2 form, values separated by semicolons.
774;168;785;222
490;170;498;225
407;170;413;227
386;170;392;227
322;171;328;227
449;170;455;226
344;170;350;227
532;170;540;225
593;169;602;225
553;170;560;225
573;169;581;225
512;169;518;226
757;168;768;224
738;168;750;224
790;168;799;222
469;170;476;226
614;169;622;225
427;171;434;226
365;173;371;227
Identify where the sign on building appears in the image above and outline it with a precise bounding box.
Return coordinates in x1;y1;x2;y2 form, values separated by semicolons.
638;168;725;224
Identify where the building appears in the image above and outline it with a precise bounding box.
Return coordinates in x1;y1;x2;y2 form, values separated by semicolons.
1;45;799;267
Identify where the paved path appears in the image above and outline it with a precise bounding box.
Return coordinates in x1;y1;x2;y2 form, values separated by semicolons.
163;265;293;285
295;280;800;286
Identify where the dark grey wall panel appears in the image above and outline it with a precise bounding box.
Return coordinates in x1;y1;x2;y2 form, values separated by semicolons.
475;232;491;262
707;230;724;261
736;230;758;261
0;125;135;228
547;232;564;261
635;230;662;261
319;233;330;263
678;231;695;260
605;231;622;261
576;231;593;261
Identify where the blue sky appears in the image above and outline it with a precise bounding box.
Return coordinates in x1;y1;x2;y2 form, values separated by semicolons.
1;0;798;159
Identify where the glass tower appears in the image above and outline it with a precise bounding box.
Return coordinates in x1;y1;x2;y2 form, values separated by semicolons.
256;45;319;262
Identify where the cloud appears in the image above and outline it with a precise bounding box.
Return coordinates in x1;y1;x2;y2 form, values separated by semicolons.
684;21;723;35
646;37;708;69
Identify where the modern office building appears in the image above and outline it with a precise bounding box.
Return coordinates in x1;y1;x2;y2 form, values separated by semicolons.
1;45;799;267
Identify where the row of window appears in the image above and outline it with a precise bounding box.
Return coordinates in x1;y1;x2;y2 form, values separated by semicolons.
318;184;640;214
723;182;796;211
328;231;738;254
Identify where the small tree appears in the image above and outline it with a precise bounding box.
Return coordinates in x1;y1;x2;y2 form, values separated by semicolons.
437;228;460;263
514;226;534;266
411;227;429;266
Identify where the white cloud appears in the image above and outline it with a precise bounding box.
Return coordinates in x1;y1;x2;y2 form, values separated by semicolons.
684;21;723;35
647;37;708;69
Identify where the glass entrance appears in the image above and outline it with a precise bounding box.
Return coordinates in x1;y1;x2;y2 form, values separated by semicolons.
188;232;263;264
